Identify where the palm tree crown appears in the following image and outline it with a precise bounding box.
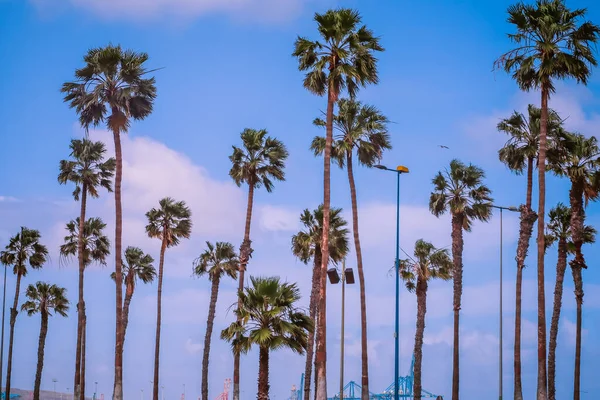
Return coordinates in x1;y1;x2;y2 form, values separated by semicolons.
221;276;312;355
62;45;157;132
193;242;238;282
293;8;383;99
311;98;391;167
21;282;69;318
229;129;289;191
498;104;563;173
145;197;193;247
545;203;596;250
291;205;349;264
429;159;493;229
0;228;48;276
111;247;156;286
494;0;600;93
400;239;453;291
58;139;115;200
60;217;110;267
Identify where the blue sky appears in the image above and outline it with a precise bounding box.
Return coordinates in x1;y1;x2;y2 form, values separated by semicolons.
1;0;600;399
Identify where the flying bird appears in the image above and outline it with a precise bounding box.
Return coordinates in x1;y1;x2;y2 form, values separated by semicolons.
439;145;449;149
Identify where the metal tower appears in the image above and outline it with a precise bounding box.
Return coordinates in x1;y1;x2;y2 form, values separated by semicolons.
215;378;231;400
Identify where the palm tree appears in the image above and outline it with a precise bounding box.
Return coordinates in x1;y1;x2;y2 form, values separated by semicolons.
495;3;600;397
311;98;390;396
60;216;110;399
21;282;69;400
549;133;600;400
429;160;492;400
399;239;452;400
110;247;155;346
291;205;349;400
229;128;288;400
0;228;48;398
221;277;312;400
496;104;563;394
193;241;238;400
146;197;192;400
293;11;383;398
58;138;114;400
62;44;157;400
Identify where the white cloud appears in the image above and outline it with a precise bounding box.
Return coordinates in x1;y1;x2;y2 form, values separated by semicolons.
257;204;299;232
561;318;588;346
184;338;203;354
31;0;328;22
0;196;18;202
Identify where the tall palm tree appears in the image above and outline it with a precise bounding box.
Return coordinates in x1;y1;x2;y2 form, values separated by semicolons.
21;282;69;400
495;3;600;397
221;277;312;400
549;133;600;400
58;138;114;400
291;205;349;400
496;104;563;395
311;98;390;396
229;128;288;400
60;216;110;400
429;160;492;400
293;12;383;398
62;45;157;400
110;247;155;346
399;239;452;400
193;241;238;400
146;197;192;400
0;228;48;398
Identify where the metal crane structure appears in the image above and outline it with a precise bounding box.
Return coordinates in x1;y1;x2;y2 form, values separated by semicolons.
289;355;442;400
215;378;231;400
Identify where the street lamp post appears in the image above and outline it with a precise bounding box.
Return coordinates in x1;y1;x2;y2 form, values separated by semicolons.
327;261;355;400
53;379;58;400
94;381;98;400
490;204;518;400
375;164;409;400
0;261;8;397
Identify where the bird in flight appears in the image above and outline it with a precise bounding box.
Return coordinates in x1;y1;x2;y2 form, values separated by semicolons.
439;145;449;149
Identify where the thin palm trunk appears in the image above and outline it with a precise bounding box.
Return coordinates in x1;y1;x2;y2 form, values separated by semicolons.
536;86;549;400
81;311;87;400
315;82;336;400
572;266;583;400
569;183;585;268
122;277;134;347
112;126;124;400
257;346;270;400
202;276;221;400
153;236;168;400
345;152;369;398
304;249;321;400
413;277;427;400
514;156;537;400
74;185;87;400
234;183;255;400
33;310;49;400
5;272;22;397
548;239;567;400
450;214;464;400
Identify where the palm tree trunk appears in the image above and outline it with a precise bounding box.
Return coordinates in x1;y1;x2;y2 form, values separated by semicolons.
257;346;270;400
122;278;134;348
450;213;464;400
548;239;567;400
234;183;255;400
81;311;87;400
413;277;427;400
569;182;585;269
153;235;168;400
75;185;87;400
5;273;22;398
514;157;537;400
202;276;221;400
571;265;583;400
33;310;49;400
315;82;336;400
304;249;321;400
112;125;125;400
345;152;369;398
536;85;549;400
